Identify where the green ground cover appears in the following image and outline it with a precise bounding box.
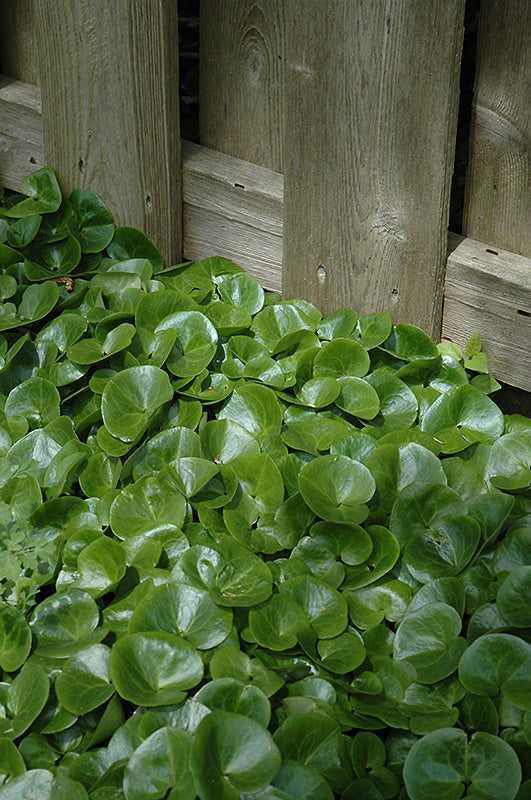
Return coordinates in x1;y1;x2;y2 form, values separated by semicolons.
0;167;530;799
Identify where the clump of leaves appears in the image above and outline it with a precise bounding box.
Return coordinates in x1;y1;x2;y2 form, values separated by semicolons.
0;167;530;800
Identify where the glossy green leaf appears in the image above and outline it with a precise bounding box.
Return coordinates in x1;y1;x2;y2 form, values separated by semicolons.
485;432;531;490
110;472;187;537
101;365;173;442
107;227;164;272
394;602;466;683
172;540;273;607
55;644;114;714
404;514;481;583
191;710;281;800
129;582;232;649
248;593;309;651
5;167;61;217
404;728;521;800
296;377;340;408
497;566;531;627
111;631;203;706
25;235;81;279
67;190;114;253
334;376;380;419
313;338;370;379
0;737;25;783
421;385;504;453
0;603;31;671
6;213;41;248
123;727;195;800
0;663;49;738
5;377;60;427
279;575;348;639
364;371;418;433
458;634;531;710
298;455;375;523
215;271;265;314
30;588;101;656
195;678;271;727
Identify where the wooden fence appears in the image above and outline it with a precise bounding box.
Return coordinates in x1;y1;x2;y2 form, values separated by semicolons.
0;0;529;392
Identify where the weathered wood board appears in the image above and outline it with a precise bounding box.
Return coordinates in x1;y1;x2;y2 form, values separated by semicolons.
463;0;531;257
0;77;43;189
1;78;530;393
182;141;283;291
282;0;466;337
0;0;40;85
33;0;182;266
443;234;531;392
200;0;286;172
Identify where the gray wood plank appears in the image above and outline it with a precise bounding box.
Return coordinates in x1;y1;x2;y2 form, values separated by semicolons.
0;76;44;188
33;0;182;265
182;141;283;291
0;0;40;85
200;0;286;172
282;0;465;337
463;0;531;257
443;234;531;391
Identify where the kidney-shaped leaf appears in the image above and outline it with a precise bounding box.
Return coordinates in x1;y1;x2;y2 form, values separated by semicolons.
6;167;61;217
55;643;114;715
101;365;173;442
421;385;504;452
111;631;203;706
191;710;281;800
458;633;531;710
5;377;60;427
172;541;273;608
497;566;531;628
279;575;348;639
403;728;521;800
67;189;114;253
0;663;49;739
156;310;218;377
129;582;232;649
30;588;101;657
249;592;309;651
299;455;375;524
0;769;88;800
274;712;341;772
394;602;466;684
0;604;31;672
195;678;271;728
485;431;531;490
123;727;195;800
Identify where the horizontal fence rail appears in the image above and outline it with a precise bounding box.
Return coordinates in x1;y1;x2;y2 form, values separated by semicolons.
1;76;530;392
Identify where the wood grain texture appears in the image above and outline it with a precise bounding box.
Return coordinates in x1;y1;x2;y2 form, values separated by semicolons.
443;233;531;391
282;0;465;337
200;0;286;172
0;0;40;84
34;0;182;265
0;76;44;188
463;0;531;257
4;83;531;392
182;140;283;291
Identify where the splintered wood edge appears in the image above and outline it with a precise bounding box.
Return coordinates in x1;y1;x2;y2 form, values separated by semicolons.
1;78;529;389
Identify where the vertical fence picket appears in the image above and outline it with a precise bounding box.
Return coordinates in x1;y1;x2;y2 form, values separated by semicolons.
33;0;182;266
199;0;286;172
282;0;465;337
0;0;39;85
463;0;531;257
